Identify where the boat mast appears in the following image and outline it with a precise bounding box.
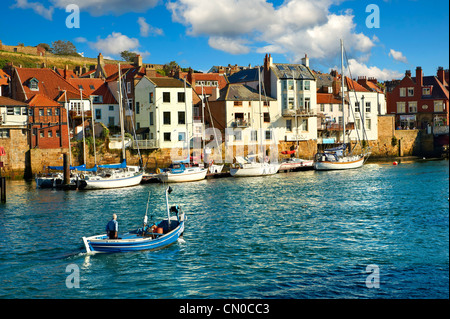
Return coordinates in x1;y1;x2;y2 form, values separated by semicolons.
184;77;190;163
80;88;86;165
118;63;126;162
64;90;72;166
90;96;97;166
258;66;263;163
340;39;346;152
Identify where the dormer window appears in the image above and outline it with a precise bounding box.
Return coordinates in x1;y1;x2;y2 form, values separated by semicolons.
29;78;39;91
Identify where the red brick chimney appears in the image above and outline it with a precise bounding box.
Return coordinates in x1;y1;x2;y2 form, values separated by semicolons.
405;70;411;78
263;53;272;97
437;66;445;84
416;66;423;87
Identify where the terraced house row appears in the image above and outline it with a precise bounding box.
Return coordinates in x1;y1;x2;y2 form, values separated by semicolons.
0;52;449;176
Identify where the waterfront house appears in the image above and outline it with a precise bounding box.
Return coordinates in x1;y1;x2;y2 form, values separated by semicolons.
0;96;29;176
386;67;449;130
27;94;69;149
134;76;194;151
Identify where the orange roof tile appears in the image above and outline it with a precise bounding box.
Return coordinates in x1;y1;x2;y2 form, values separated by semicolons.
0;69;10;86
345;76;369;92
317;93;347;104
27;94;61;107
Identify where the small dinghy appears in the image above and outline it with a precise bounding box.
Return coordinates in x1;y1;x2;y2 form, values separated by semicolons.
82;187;185;253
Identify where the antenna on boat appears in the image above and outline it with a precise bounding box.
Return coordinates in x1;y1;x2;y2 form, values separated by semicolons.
144;190;151;226
165;186;173;231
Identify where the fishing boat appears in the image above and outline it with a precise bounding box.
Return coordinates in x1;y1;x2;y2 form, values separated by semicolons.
157;162;207;183
35;164;92;189
314;39;370;171
82;186;185;253
230;156;280;177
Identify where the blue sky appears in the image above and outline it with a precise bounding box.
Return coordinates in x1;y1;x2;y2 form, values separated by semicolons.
1;0;448;80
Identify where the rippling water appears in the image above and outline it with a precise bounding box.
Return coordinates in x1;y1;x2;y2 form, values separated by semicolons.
0;160;448;299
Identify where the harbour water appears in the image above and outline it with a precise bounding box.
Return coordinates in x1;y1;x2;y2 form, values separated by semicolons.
0;159;448;299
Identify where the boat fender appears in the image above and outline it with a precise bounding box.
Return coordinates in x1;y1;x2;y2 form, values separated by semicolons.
80;174;85;179
393;161;398;166
156;168;161;174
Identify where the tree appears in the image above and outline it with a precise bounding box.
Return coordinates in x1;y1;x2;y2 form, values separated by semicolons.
163;61;180;76
51;40;79;56
120;51;137;62
37;43;51;52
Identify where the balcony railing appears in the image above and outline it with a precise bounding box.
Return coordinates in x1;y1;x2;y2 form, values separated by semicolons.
282;108;316;117
318;122;355;131
231;119;250;128
132;139;159;150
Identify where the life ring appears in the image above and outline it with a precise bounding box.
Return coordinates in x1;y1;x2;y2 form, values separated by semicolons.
156;168;161;174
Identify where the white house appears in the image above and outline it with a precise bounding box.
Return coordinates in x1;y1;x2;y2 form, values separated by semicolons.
134;76;193;150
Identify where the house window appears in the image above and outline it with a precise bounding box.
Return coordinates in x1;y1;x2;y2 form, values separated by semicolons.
92;95;103;103
304;98;310;111
263;112;270;123
286;119;292;131
434;101;444;112
48;130;53;138
163;132;171;141
365;102;371;113
300;119;308;131
178;111;185;125
288;80;294;90
234;101;242;107
422;87;431;96
397;102;406;113
39;109;44;116
408;102;417;113
56;130;61;137
163;112;171;125
365;119;371;130
109;105;114;111
339;104;343;112
136;102;140;114
320;104;325;112
178;92;185;103
108;117;115;127
399;88;406;97
47;109;52;116
163;92;170;103
407;87;414;97
55;108;60;116
355;119;361;130
0;129;10;138
288;97;294;108
149;92;154;103
265;130;272;140
304;81;310;91
355;102;360;113
40;131;44;138
178;132;186;141
28;109;33;116
149;112;154;126
251;130;257;141
127;82;131;93
22;107;27;115
330;104;334;112
29;79;39;91
96;109;101;120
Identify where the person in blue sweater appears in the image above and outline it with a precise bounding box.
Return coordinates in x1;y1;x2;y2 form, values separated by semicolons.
106;214;119;239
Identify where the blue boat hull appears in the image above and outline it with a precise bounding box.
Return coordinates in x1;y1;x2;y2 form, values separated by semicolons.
83;218;184;253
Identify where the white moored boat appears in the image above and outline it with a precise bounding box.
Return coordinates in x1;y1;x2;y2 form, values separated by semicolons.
157;163;207;183
230;156;280;177
83;162;143;189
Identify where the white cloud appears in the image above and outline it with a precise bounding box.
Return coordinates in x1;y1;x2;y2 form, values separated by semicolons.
74;37;88;43
89;32;140;56
388;49;408;63
138;17;164;37
50;0;160;15
208;37;251;55
335;58;403;81
167;0;376;63
12;0;54;20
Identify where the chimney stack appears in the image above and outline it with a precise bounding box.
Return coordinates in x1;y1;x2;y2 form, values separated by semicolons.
416;66;423;87
301;54;309;67
405;70;411;77
98;53;105;67
437;66;445;84
134;54;142;68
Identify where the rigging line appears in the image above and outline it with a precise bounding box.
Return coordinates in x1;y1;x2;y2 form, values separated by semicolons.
343;47;370;144
119;74;142;164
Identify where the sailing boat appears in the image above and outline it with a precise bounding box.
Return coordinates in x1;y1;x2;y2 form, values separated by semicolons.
83;64;143;189
157;77;207;183
314;39;369;171
230;66;280;177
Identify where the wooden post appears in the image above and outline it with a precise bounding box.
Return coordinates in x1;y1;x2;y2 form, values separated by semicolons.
63;153;70;185
1;177;5;203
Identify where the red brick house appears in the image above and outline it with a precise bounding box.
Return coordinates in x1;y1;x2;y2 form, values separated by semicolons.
386;66;449;130
27;94;69;149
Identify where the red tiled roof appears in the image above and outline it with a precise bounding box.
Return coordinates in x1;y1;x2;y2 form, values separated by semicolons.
0;96;28;106
345;77;369;92
317;93;347;104
14;68;87;101
67;78;104;96
0;69;10;86
27;94;61;107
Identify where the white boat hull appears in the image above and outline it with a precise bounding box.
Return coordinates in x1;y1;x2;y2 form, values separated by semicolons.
84;173;143;189
314;156;364;171
230;163;280;177
159;168;207;183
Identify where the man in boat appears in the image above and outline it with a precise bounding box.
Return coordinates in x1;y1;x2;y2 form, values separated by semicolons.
106;214;119;239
